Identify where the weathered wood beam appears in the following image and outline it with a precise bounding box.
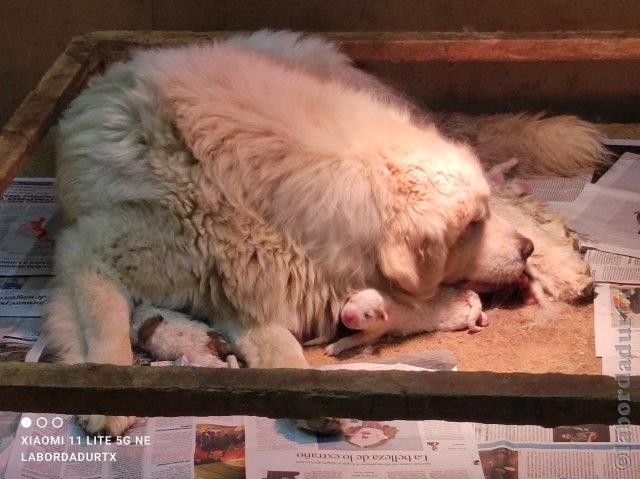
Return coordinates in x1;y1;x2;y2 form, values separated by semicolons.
88;30;640;62
0;362;636;426
0;35;100;196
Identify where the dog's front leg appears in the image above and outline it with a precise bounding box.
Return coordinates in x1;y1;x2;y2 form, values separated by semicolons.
225;322;308;369
221;321;345;434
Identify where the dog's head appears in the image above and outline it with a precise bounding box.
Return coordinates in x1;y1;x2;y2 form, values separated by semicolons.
376;129;533;299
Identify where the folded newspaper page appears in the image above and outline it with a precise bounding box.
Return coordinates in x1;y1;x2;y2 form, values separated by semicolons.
0;316;44;479
474;423;640;478
0;316;40;362
593;285;640;365
0;276;51;317
4;413;247;479
245;418;484;479
563;183;640;258
596;152;640;193
527;170;594;203
602;355;640;377
585;249;640;285
0;178;59;276
3;413;484;479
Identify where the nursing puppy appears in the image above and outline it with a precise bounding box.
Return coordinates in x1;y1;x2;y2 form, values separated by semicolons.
326;288;489;356
46;33;532;435
131;304;232;368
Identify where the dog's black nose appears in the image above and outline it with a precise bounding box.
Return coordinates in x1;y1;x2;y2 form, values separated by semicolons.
519;237;534;260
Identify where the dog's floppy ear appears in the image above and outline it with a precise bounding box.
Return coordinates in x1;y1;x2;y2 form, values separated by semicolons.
377;231;448;299
377;240;421;294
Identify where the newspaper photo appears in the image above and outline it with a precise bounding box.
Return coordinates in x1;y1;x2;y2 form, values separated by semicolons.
563;183;640;258
585;249;640;285
245;418;483;479
593;285;640;361
475;423;640;478
0;178;59;276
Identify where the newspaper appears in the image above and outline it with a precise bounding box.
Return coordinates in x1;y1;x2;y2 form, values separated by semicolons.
603;139;640;149
602;138;640;157
0;316;45;479
593;285;640;366
0;316;41;362
585;249;640;285
475;423;640;478
602;355;640;377
527;170;594;203
563;183;640;258
0;276;51;317
246;418;483;479
3;413;247;479
597;153;640;193
3;413;485;479
0;178;59;276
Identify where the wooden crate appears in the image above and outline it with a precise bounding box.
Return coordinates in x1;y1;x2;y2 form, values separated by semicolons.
0;31;638;426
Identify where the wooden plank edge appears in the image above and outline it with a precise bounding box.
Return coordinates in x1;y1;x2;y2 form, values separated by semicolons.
86;30;640;62
0;363;636;426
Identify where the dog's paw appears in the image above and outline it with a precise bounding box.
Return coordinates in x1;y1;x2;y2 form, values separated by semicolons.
77;415;137;437
529;251;594;302
296;417;346;435
437;289;487;332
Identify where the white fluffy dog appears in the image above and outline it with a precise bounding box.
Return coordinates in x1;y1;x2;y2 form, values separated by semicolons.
44;31;604;435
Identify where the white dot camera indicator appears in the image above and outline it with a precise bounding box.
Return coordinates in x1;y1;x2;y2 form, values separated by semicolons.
20;417;32;428
36;417;48;428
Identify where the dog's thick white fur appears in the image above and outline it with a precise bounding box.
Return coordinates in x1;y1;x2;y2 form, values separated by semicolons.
45;31;604;435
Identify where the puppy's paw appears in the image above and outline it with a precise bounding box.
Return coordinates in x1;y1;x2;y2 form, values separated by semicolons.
324;343;339;356
296;417;346;435
77;415;137;437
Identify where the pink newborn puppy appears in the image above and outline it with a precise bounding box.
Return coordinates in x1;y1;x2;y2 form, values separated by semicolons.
325;288;489;356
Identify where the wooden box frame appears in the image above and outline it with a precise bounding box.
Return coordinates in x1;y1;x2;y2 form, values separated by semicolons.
0;31;638;426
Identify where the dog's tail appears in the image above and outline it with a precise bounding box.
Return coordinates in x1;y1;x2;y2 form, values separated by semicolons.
436;112;611;176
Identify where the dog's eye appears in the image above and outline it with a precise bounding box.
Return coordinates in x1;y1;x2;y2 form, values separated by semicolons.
457;219;483;243
364;312;372;319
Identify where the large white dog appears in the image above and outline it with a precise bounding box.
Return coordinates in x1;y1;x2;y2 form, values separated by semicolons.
45;31;604;435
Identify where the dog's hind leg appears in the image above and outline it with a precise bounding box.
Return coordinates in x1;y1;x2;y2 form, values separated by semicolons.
42;288;86;364
51;223;138;436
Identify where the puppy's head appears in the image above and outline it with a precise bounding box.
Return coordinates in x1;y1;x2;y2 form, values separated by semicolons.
340;289;388;330
376;130;532;298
